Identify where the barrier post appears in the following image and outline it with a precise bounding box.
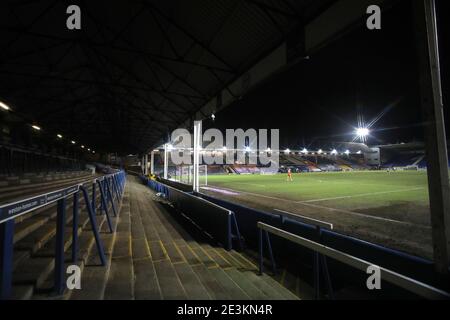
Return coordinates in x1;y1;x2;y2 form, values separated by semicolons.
97;180;113;233
54;198;66;295
105;178;117;216
0;219;14;300
264;230;277;275
231;213;243;250
113;176;119;200
316;226;334;299
72;192;79;263
258;227;263;275
92;181;97;215
80;186;106;266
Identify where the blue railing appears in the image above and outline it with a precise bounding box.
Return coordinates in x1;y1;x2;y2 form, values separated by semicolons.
141;176;242;251
257;222;450;300
196;193;449;294
0;170;126;299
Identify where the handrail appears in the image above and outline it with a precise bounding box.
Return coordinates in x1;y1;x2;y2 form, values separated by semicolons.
143;176;242;250
0;170;126;299
274;209;333;230
257;221;450;300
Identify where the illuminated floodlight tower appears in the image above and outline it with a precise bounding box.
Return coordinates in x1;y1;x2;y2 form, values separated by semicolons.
355;127;370;143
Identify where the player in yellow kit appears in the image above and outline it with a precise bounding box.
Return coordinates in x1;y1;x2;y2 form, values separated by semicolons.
287;168;293;182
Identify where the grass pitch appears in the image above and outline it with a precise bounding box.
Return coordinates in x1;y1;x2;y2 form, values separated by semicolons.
202;171;432;259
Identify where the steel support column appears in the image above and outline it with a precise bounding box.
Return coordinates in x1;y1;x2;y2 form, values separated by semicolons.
144;154;148;175
150;151;155;174
193;120;202;192
163;144;168;180
414;0;450;275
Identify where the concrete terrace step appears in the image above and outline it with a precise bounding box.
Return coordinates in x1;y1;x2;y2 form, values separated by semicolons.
70;176;300;300
0;171;91;189
9;182;114;299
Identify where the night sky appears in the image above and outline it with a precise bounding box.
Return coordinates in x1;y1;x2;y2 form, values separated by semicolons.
204;0;449;150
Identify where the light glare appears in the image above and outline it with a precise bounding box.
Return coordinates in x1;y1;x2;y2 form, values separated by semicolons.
0;101;11;111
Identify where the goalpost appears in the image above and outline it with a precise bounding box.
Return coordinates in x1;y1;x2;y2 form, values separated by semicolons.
171;164;208;187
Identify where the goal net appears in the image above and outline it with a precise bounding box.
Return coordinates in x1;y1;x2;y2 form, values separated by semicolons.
170;164;208;186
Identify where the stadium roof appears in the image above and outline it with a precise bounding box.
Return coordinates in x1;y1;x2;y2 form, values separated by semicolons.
0;0;388;154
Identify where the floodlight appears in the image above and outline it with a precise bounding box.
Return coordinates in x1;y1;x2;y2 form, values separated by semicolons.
356;127;370;137
357;150;362;154
318;149;323;154
57;134;63;139
0;101;11;111
345;150;350;155
81;145;85;149
266;147;271;152
71;140;76;144
166;144;173;151
301;148;308;154
284;148;290;154
222;146;227;151
245;146;251;152
331;149;338;155
31;125;41;131
211;113;216;121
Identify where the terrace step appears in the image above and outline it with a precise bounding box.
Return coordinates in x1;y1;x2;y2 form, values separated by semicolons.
69;176;300;300
5;174;117;300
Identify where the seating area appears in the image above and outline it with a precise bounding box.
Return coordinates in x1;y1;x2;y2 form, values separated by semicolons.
1;172;302;300
70;176;300;300
231;165;261;174
0;170;110;299
383;153;425;168
0;144;84;176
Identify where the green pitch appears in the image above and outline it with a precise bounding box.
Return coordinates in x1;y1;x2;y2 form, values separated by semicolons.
206;171;429;208
204;170;432;258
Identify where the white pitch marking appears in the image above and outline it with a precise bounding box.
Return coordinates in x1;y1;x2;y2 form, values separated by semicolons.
206;185;429;228
299;187;424;203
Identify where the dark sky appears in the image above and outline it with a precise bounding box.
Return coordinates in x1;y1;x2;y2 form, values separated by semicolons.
204;0;449;149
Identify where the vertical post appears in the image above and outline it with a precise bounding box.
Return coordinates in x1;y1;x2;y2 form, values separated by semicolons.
72;192;79;263
80;186;106;266
0;219;14;300
164;144;168;180
92;181;97;215
193;120;202;192
264;230;277;275
314;251;320;299
55;198;66;295
105;178;117;217
150;151;155;175
144;154;148;175
97;180;113;233
258;227;263;275
414;0;450;275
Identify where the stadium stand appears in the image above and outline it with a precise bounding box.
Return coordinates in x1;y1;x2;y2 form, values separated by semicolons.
0;169;125;299
0;143;84;176
70;175;299;300
141;176;450;299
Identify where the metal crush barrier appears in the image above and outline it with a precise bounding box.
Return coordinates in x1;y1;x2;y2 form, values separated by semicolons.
197;192;443;292
141;176;242;251
0;170;126;299
257;222;450;300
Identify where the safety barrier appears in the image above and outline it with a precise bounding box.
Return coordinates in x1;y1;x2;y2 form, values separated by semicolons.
257;222;450;300
0;170;126;299
141;176;242;250
196;193;448;295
